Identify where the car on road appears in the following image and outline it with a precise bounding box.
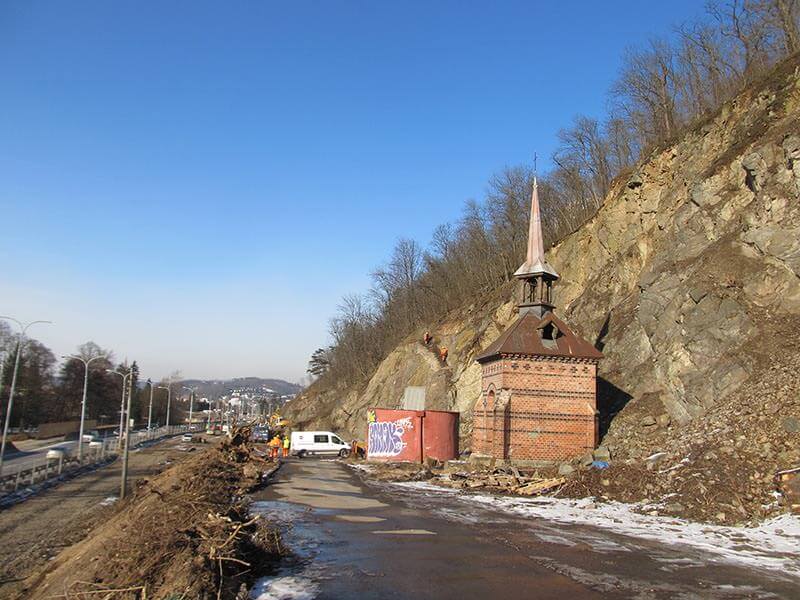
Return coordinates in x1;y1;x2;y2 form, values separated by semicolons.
46;448;67;461
251;427;270;442
181;433;193;442
290;431;350;458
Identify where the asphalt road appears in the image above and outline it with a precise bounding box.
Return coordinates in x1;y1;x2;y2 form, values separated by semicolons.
250;460;799;600
2;440;81;473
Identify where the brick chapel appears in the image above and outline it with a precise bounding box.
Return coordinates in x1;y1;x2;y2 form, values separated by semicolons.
471;177;602;463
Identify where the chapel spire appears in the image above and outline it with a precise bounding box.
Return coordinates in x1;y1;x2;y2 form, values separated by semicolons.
514;176;559;316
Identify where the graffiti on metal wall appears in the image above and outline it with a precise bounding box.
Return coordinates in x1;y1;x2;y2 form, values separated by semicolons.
368;417;413;457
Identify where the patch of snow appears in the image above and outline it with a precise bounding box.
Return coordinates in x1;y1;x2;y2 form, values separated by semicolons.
346;463;377;474
250;575;319;600
99;496;117;506
394;481;800;575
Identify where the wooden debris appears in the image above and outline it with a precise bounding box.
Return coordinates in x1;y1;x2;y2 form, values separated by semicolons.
428;466;566;497
514;477;566;496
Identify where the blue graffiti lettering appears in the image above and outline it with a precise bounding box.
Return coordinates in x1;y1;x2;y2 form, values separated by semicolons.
368;418;412;457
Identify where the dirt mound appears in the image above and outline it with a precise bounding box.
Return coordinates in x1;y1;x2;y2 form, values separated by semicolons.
19;429;282;600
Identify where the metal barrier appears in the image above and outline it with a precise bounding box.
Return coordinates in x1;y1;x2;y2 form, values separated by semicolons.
0;425;189;495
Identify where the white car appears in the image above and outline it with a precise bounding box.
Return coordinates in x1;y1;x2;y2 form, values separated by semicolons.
181;433;193;442
290;431;350;458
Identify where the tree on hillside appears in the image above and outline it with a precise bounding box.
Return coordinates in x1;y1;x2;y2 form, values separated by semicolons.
307;347;331;379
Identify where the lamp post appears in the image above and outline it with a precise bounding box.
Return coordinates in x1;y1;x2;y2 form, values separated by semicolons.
63;353;108;461
181;386;194;430
120;371;136;500
158;382;172;432
107;368;132;450
0;350;6;412
0;317;51;475
144;379;154;431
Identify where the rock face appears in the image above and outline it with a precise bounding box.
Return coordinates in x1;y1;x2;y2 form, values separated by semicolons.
286;59;800;465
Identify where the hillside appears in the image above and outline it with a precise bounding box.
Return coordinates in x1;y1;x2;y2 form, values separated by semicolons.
180;377;302;399
284;58;800;519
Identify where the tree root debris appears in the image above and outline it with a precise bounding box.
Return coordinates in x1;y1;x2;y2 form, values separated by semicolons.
17;424;285;600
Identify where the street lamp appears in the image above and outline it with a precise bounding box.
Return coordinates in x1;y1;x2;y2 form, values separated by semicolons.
158;382;172;431
120;369;136;500
107;368;132;450
181;386;194;430
62;353;109;461
144;379;155;431
0;317;51;474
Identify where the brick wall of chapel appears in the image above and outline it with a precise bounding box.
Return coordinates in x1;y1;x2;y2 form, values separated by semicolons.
471;356;598;461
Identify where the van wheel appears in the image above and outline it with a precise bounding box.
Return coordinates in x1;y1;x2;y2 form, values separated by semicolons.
298;450;307;459
339;448;350;458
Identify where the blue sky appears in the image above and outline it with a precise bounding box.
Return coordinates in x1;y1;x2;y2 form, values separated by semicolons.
0;1;703;382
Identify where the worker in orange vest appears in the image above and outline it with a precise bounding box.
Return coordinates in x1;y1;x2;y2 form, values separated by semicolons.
439;346;448;362
269;435;282;460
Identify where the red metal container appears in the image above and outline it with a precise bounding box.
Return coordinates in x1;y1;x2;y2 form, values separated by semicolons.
367;408;458;463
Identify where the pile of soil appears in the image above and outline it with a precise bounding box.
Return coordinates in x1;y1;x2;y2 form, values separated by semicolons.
18;428;283;600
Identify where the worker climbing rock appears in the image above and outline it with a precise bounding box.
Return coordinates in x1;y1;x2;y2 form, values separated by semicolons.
282;434;290;457
269;435;282;460
439;346;448;363
423;331;432;345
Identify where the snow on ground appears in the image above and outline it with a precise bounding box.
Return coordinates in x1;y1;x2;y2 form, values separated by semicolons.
346;463;377;474
249;574;320;600
394;481;800;575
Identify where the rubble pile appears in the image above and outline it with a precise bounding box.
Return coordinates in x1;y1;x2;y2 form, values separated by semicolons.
359;461;566;497
563;325;800;524
19;424;283;600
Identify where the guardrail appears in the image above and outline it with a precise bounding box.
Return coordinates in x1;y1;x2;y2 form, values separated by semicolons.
0;425;190;495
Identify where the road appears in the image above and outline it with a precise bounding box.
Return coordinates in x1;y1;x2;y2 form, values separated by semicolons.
2;439;81;474
0;435;197;598
250;460;799;600
2;428;181;475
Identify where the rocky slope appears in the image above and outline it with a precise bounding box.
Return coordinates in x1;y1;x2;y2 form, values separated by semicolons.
285;58;800;505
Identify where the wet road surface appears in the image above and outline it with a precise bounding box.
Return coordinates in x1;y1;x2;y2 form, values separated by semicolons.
250;460;798;599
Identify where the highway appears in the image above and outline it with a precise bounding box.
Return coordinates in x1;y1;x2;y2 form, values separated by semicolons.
3;439;82;474
2;435;126;475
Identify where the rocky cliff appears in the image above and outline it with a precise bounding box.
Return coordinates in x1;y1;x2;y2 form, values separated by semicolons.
286;58;800;470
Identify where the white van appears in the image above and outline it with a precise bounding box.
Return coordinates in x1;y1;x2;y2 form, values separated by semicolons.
290;431;350;458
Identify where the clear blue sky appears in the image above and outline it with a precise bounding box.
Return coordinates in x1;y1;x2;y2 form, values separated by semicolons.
0;1;703;382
